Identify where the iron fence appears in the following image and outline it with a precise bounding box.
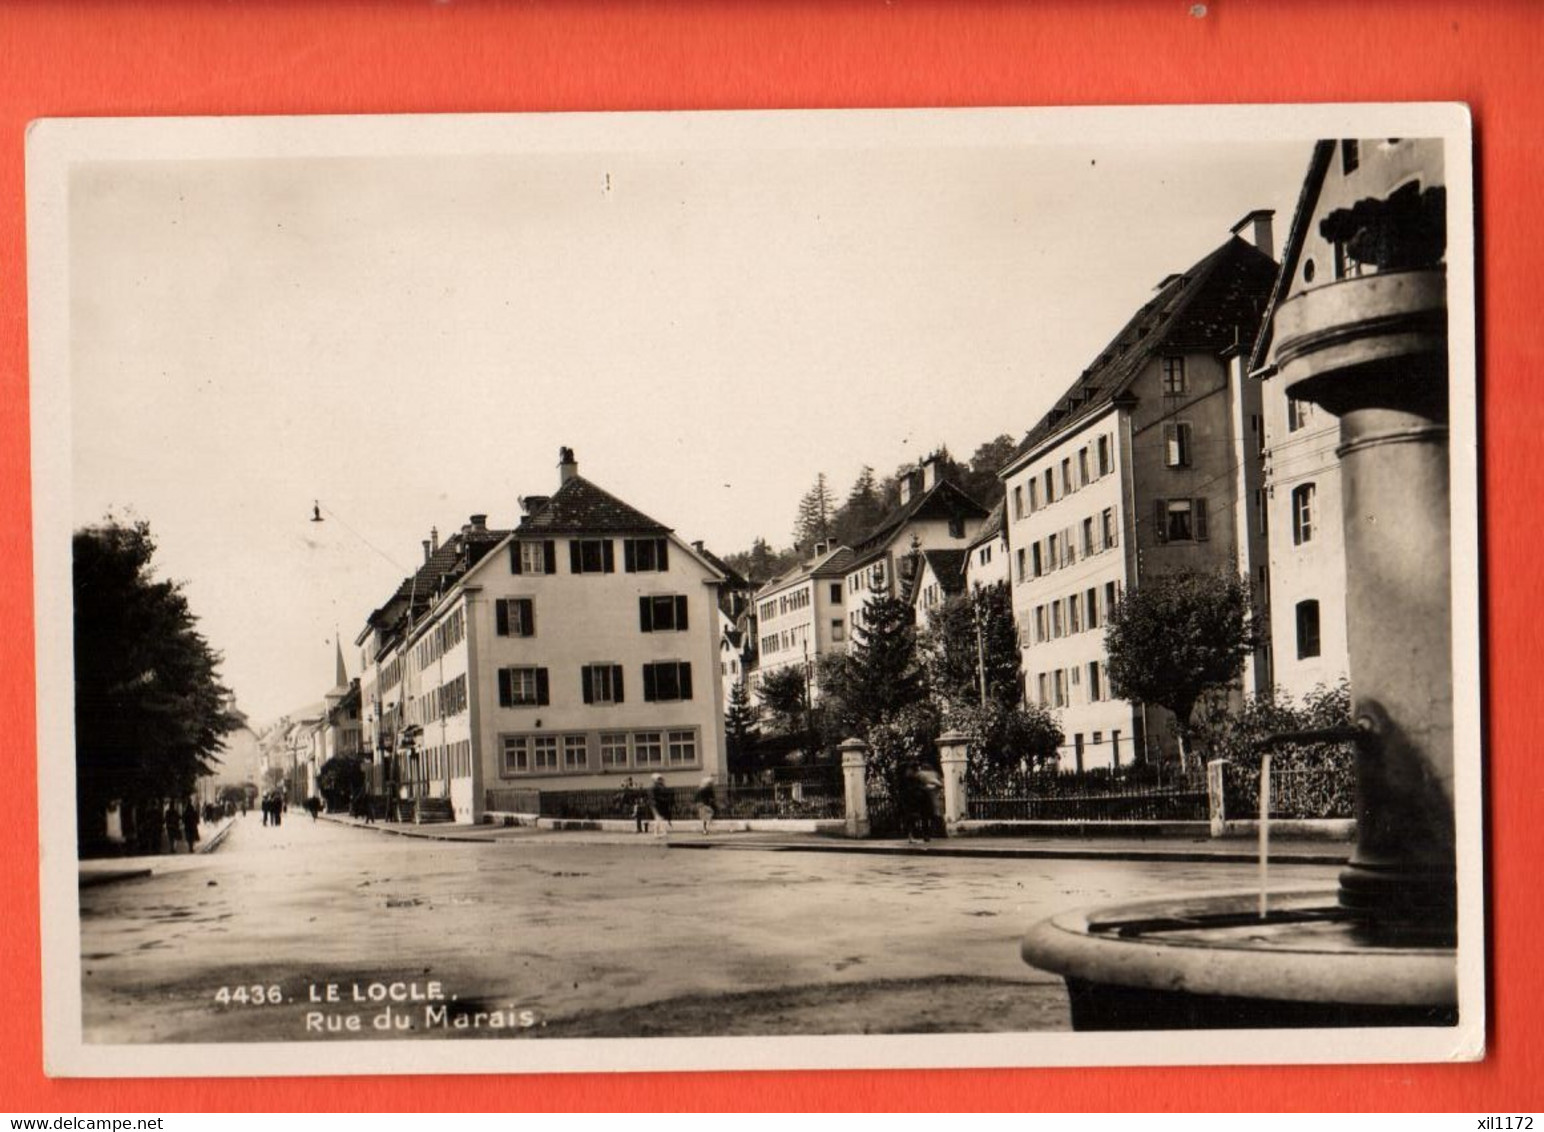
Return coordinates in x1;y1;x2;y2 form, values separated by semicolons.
968;769;1211;822
483;787;541;815
1222;759;1356;820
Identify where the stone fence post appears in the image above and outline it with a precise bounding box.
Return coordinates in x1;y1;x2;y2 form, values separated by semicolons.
839;737;870;839
936;730;970;834
1206;758;1229;838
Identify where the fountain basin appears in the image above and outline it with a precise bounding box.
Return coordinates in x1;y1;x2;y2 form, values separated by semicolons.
1022;890;1457;1030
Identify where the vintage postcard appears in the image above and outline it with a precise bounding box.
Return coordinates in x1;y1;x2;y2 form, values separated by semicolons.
28;104;1481;1076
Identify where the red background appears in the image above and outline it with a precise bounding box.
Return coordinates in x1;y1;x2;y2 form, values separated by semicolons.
1;0;1537;1112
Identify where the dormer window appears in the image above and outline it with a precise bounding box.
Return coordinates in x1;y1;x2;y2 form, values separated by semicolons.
1161;356;1187;395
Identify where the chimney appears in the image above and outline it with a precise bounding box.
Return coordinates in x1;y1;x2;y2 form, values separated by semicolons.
1230;209;1276;261
430;526;440;553
920;453;942;492
898;471;916;505
469;513;487;531
558;446;579;484
691;540;704;553
813;540;829;557
519;495;550;516
422;540;431;563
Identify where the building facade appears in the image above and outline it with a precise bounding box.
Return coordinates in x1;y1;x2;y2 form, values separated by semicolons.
1000;216;1280;770
751;543;853;704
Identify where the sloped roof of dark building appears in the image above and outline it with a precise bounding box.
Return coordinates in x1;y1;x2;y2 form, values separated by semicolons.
693;544;748;590
1004;234;1279;473
917;548;968;597
848;479;990;569
515;475;671;536
755;544;855;599
363;524;511;648
966;500;1005;551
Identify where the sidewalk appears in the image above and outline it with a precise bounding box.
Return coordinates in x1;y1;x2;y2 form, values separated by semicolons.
318;812;1350;865
78;814;238;887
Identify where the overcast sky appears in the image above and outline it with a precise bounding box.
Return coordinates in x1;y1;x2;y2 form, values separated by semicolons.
65;116;1309;724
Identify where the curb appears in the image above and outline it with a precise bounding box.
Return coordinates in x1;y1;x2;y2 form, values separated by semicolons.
665;840;1349;866
79;867;154;889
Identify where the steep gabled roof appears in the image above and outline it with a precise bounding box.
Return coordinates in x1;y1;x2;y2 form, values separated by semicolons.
915;548;968;599
966;500;1005;552
850;478;990;564
693;544;748;590
515;475;671;536
755;544;855;599
1250;140;1336;374
1004;234;1279;475
362;525;511;649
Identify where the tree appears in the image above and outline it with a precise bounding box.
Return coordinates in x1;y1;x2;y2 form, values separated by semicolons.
961;435;1018;508
832;465;885;546
317;754;367;812
945;700;1064;793
73;519;241;853
821;586;926;738
757;666;809;737
792;473;836;549
920;581;1023;711
724;678;759;771
1104;568;1256;767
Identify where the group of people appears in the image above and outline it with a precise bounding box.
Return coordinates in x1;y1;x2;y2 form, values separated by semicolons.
615;774;719;837
260;791;286;827
128;797;204;855
898;761;945;845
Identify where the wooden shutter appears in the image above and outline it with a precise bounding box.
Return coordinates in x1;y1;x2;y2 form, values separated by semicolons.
518;598;535;637
1194;496;1209;540
535;668;550;706
569;540;582;573
639;596;653;632
642;664;658;702
581;666;594;704
509;543;522;575
495;598;510;636
602;540;615;573
624;539;637;573
543;540;556;574
612;665;624;704
497;668;512;707
675;595;688;630
657;539;669;571
678;663;693;701
1154;500;1169;543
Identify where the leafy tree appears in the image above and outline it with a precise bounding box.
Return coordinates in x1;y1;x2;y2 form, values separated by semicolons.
920;581;1023;711
73;520;241;853
756;666;810;737
961;434;1018;508
792;473;836;549
1104;568;1256;767
317;754;367;812
865;699;944;799
724;678;759;768
944;700;1064;792
820;586;926;738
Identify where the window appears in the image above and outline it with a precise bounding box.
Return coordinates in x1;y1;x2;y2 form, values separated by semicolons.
1013;485;1025;519
1081;517;1095;557
624;537;669;573
1087;661;1102;701
1163;421;1193;468
1028;478;1041;511
1105;581;1119;618
1287;398;1313;432
1061;458;1073;495
1069;593;1082;633
642;661;693;702
1292;484;1316;545
1296;599;1322;659
1085;586;1100;629
1051;601;1064;638
512;540;556;575
830;583;843;604
1334;238;1364;281
563;734;589;770
832;620;845;642
600;732;629;769
582;663;625;705
533;736;559;772
1053;669;1067;708
1078;448;1090;486
1029;544;1041;578
1154;497;1209;542
639;594;689;632
1044;468;1056;503
1255;488;1269;536
1097;435;1111;477
667;729;697;766
1161;355;1187;394
1037;672;1050;707
979;546;992;566
1047;534;1059;572
948;516;966;538
1101;507;1118;550
496;597;535;638
633;731;664;767
1016;547;1028;582
498;666;549;707
1034;605;1048;643
570;538;615;574
502;736;530;775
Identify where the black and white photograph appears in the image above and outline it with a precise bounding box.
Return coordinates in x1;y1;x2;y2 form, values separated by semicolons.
28;105;1481;1076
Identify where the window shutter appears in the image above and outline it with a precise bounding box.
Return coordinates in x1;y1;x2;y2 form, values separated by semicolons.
498;668;512;708
675;595;688;630
642;664;658;702
1194;497;1209;540
536;668;550;706
639;596;653;632
1154;500;1169;543
612;665;624;704
495;599;510;636
543;540;556;574
509;543;523;575
624;540;637;573
582;666;594;704
519;598;535;637
569;541;582;573
678;663;693;701
657;539;668;571
1110;518;1119;549
602;540;615;573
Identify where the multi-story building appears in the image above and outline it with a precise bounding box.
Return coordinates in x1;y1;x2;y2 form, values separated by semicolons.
908;548;968;631
354;447;726;823
999;214;1279;770
1251;137;1444;701
961;500;1009;594
752;543;853;704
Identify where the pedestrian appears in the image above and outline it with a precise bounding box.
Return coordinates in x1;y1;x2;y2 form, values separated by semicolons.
164;801;182;853
260;793;270;827
693;775;718;835
182;800;200;852
648;773;672;839
272;792;283;827
899;763;930;845
305;796;321;821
